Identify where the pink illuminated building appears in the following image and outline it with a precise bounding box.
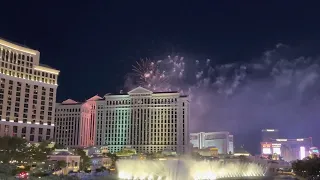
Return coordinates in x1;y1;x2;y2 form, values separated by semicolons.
55;87;190;154
54;95;102;147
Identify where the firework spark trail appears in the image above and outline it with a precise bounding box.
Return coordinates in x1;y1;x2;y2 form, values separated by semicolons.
130;56;186;91
125;45;320;142
128;55;251;95
127;48;320;99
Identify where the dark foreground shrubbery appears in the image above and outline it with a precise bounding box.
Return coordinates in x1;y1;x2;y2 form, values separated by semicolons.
292;154;320;178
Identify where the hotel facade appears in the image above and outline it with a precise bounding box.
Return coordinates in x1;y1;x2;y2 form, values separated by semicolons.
55;96;101;147
260;129;313;161
261;138;313;162
55;87;190;154
0;38;59;142
190;131;234;154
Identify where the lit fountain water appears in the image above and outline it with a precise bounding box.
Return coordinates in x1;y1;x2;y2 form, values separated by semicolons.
117;159;267;180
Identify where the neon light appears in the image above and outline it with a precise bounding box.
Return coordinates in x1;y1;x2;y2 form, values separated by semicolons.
276;139;287;141
273;147;281;155
266;129;275;132
272;143;281;146
262;148;271;154
297;139;304;141
262;144;271;148
300;146;306;160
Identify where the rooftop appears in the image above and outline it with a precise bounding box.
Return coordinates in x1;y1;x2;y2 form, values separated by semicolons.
0;37;31;49
234;147;251;155
51;149;75;156
61;99;79;105
39;63;59;71
59;95;105;105
0;38;39;55
105;87;186;96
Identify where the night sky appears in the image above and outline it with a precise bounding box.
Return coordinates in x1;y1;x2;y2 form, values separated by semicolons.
1;1;320;154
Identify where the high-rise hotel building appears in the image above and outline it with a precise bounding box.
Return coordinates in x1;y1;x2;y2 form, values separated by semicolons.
0;38;59;142
190;132;234;154
55;96;101;147
96;87;189;154
55;87;190;154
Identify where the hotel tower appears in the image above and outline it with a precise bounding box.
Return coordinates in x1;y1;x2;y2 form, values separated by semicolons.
55;87;190;154
0;38;59;142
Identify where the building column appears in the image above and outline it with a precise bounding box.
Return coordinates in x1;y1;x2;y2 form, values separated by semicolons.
50;126;54;140
26;126;31;141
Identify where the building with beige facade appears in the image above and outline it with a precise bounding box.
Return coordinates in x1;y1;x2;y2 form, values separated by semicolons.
96;87;190;154
0;38;59;142
55;87;190;154
49;149;80;174
190;131;234;154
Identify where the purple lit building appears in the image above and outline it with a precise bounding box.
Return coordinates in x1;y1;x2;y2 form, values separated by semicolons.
261;137;313;162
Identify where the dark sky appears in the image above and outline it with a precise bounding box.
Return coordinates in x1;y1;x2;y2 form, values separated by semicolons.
1;1;320;153
1;1;318;101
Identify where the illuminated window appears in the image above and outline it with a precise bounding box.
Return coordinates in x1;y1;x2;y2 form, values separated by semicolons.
262;148;271;154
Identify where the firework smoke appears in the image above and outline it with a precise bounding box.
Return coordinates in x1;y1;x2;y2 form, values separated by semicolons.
125;44;320;152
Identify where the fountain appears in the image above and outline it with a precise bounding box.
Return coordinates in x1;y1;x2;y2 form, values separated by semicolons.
116;159;267;180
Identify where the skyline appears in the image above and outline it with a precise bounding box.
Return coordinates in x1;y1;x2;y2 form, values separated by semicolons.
1;1;320;154
0;36;318;155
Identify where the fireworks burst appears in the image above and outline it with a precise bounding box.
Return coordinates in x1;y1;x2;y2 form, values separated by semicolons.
130;55;186;91
126;45;320;102
124;44;320;141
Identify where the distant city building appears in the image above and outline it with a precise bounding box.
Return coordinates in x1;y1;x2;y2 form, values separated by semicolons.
96;87;189;154
195;147;219;157
83;146;109;156
90;153;112;171
54;95;101;147
261;137;313;161
190;132;234;154
83;146;111;171
49;149;80;174
0;38;59;142
233;147;251;157
309;147;319;157
261;129;279;142
55;87;190;154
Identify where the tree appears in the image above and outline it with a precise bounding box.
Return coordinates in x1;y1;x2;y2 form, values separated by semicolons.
292;156;320;178
54;144;65;149
56;160;67;170
95;168;102;172
115;149;135;157
106;153;118;166
29;145;48;163
0;136;29;163
28;141;56;163
74;148;91;170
